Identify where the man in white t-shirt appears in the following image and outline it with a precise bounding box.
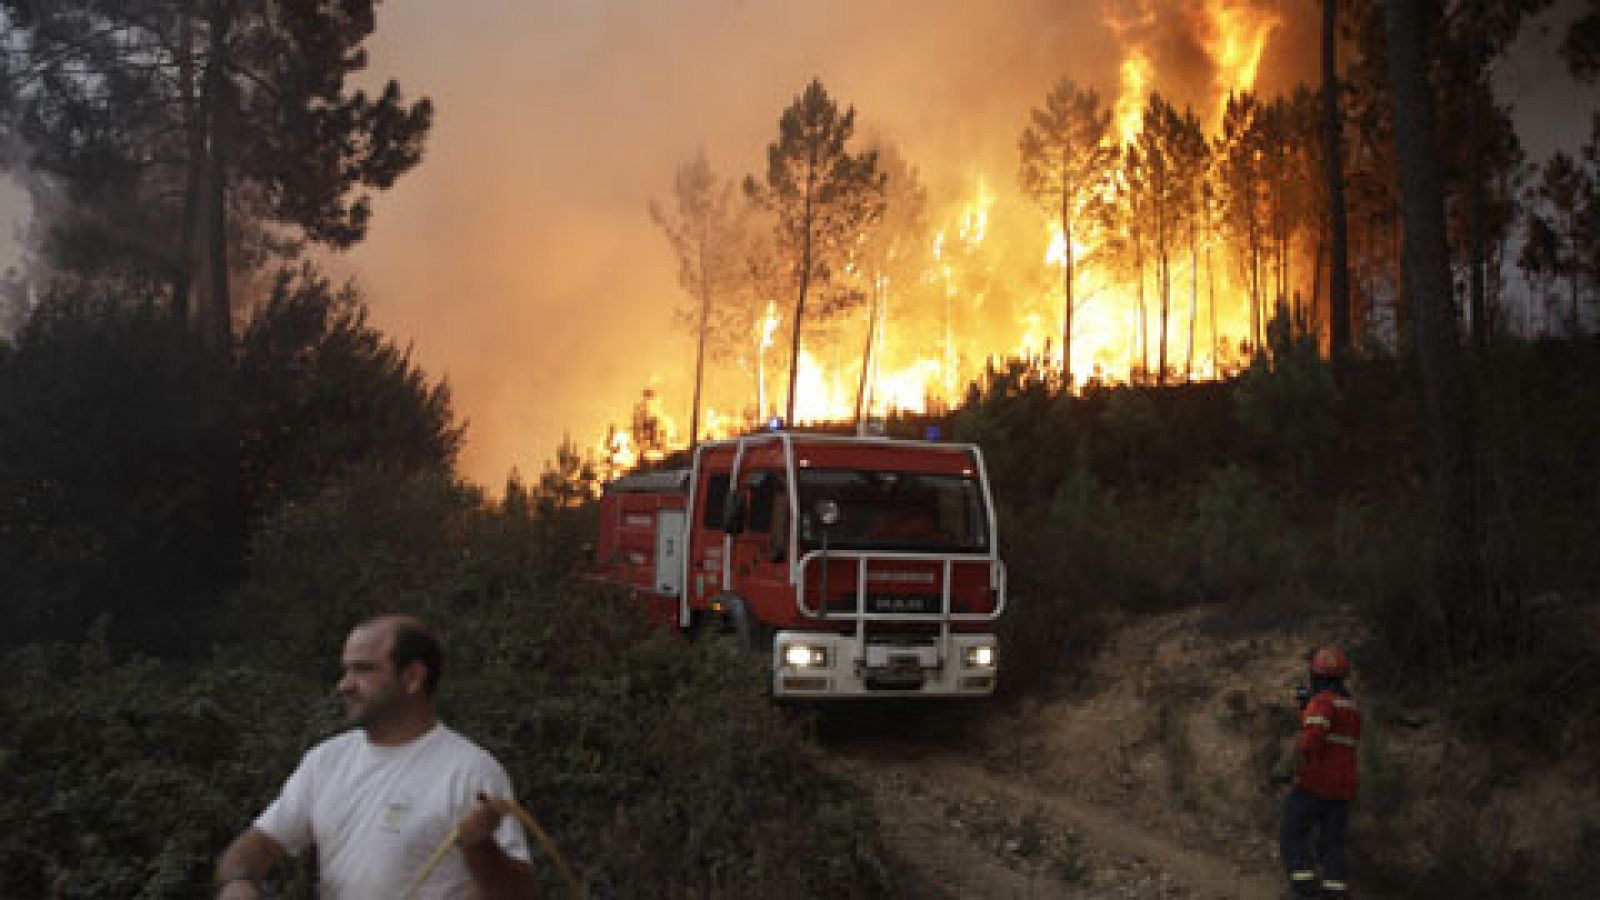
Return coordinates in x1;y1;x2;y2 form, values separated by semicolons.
214;614;536;899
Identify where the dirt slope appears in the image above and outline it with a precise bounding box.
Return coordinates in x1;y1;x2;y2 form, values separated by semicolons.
831;748;1281;899
818;607;1367;898
824;605;1600;897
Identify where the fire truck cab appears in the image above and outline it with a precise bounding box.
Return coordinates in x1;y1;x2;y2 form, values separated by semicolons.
595;432;1006;698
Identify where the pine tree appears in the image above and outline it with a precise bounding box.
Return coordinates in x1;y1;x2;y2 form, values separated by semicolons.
650;150;750;448
1218;92;1268;354
1134;93;1204;385
1018;79;1116;383
744;79;885;426
0;0;432;346
0;0;431;581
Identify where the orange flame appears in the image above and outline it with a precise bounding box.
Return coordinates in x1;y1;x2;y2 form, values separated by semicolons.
1203;2;1281;129
1116;50;1154;144
611;1;1290;476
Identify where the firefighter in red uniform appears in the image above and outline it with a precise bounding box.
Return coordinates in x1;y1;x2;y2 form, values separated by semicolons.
1279;645;1361;898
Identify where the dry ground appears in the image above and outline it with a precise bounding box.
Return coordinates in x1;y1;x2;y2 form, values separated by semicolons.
815;605;1596;898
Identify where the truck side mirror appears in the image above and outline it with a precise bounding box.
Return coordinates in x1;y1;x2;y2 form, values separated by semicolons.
723;492;746;535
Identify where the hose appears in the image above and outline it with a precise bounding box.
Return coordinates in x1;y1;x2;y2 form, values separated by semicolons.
403;798;582;899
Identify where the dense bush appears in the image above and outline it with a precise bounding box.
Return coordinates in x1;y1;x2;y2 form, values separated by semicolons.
1;463;894;897
0;292;233;651
237;267;464;518
0;630;330;898
0;269;465;654
959;337;1600;721
223;466;893;898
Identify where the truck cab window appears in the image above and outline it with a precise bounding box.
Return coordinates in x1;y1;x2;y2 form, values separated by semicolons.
795;469;987;553
744;471;783;534
701;473;730;529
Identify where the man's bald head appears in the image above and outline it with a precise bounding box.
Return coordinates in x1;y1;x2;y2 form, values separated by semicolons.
353;614;443;696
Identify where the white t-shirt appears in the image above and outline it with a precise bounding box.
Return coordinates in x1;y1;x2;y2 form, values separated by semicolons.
255;723;532;899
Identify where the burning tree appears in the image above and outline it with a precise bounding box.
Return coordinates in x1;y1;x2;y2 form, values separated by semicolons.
649;150;751;447
1217;91;1269;354
1017;79;1117;383
1133;93;1207;385
744;78;886;426
851;142;931;427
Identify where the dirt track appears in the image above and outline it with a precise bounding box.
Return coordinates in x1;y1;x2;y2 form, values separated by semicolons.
820;705;1283;899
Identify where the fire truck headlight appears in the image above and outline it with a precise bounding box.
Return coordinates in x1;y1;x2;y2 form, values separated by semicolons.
782;643;829;668
963;645;996;669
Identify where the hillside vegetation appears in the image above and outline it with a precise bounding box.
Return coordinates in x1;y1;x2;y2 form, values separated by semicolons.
949;326;1600;897
6;292;1598;896
0;291;895;898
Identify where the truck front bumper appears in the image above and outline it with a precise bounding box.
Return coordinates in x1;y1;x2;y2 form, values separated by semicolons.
770;631;998;698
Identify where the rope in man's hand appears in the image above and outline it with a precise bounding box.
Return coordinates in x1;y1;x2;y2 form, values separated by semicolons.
403;797;582;899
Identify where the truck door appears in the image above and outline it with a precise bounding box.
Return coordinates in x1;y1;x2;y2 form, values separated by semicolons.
727;470;792;623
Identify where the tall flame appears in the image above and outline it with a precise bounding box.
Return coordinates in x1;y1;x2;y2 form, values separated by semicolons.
1116;50;1154;144
1203;2;1281;129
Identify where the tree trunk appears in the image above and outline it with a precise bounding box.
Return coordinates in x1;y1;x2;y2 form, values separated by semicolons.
1466;0;1489;357
202;2;231;358
1156;181;1170;386
1135;221;1149;381
176;2;200;324
854;279;882;429
1325;0;1353;360
203;0;242;584
1186;225;1197;381
785;169;815;426
1060;162;1075;384
1312;237;1326;337
1385;0;1483;665
1249;219;1263;354
690;276;709;450
1207;215;1218;373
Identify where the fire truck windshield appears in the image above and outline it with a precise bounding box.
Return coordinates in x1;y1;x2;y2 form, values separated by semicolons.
794;469;989;553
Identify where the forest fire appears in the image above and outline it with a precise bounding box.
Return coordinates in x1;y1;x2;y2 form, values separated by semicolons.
1204;2;1282;128
609;0;1299;473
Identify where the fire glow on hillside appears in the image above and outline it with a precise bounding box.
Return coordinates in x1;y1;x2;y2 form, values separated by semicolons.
609;1;1300;473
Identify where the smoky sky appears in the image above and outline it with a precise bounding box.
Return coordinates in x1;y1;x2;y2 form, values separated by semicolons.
336;0;1325;486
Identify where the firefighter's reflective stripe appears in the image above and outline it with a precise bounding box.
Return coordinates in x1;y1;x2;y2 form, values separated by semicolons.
1290;870;1317;882
1322;879;1349;893
1326;734;1357;747
1304;714;1331;727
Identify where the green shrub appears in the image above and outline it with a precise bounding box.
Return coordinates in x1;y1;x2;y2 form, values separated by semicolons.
221;465;893;897
1188;465;1285;603
0;292;233;652
1232;312;1338;485
0;628;327;898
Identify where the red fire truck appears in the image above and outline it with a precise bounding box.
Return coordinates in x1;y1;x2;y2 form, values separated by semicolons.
594;431;1006;698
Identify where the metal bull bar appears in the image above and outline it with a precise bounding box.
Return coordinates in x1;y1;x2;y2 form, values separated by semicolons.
794;550;1007;663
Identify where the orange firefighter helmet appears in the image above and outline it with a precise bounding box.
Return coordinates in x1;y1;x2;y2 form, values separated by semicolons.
1309;645;1351;679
